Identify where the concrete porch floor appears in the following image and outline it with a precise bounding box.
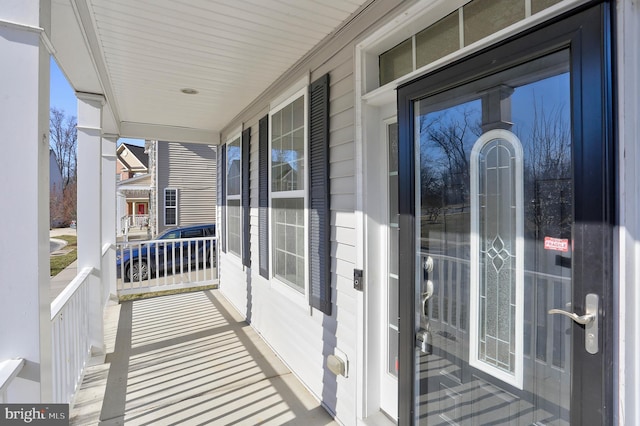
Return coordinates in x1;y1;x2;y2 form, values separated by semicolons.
71;290;337;425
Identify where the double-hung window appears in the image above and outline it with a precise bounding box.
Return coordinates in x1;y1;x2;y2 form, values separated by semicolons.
164;188;177;226
270;90;307;293
226;135;242;258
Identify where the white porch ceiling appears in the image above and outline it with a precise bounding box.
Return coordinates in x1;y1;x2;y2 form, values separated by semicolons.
51;0;372;143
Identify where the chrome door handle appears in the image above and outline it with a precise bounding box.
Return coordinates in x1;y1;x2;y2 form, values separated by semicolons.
547;309;594;325
421;280;434;316
548;293;599;354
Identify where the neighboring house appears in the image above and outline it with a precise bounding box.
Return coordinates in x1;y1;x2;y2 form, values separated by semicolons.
49;149;63;197
151;141;217;236
117;141;217;237
116;142;148;181
116;143;150;235
116;173;151;235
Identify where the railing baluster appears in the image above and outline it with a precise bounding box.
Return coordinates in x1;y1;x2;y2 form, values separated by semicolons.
114;236;218;297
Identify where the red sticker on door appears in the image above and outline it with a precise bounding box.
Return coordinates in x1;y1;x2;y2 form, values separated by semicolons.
544;237;569;252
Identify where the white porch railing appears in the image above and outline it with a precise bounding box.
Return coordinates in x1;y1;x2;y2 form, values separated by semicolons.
129;214;149;229
50;266;94;404
120;214;149;238
116;236;218;296
0;358;25;403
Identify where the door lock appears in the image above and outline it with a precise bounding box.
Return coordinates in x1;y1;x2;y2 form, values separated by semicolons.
548;293;599;354
416;328;432;355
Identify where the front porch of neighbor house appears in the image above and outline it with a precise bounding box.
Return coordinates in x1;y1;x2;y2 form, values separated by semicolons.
70;290;335;426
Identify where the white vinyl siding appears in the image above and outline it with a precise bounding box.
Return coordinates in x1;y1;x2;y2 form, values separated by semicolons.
217;3;405;425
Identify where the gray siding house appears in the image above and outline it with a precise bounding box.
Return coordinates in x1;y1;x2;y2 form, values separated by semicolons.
154;141;217;235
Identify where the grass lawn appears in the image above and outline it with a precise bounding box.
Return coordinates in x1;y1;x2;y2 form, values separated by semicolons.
50;235;77;277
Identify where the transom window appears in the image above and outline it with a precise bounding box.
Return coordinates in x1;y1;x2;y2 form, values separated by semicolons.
226;136;242;258
270;92;307;292
378;0;563;86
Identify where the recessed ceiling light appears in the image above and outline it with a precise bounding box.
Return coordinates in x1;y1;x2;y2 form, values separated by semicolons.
181;88;198;95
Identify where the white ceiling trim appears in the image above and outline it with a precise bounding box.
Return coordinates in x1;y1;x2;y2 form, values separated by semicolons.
120;122;219;145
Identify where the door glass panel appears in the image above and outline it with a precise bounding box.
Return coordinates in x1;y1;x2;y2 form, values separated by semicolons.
388;122;400;378
415;50;572;424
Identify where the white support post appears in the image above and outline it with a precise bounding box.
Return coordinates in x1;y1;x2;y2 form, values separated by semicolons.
102;135;118;301
76;92;105;355
132;201;137;227
0;0;53;402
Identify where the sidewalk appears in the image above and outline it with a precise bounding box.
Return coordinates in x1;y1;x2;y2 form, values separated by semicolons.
50;227;78;302
50;260;78;302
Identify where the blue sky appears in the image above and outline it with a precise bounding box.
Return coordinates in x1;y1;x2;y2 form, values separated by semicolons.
50;58;144;147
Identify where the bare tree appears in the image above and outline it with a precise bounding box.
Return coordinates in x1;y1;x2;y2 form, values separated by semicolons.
523;97;572;238
50;107;77;187
50;108;78;226
419;106;482;208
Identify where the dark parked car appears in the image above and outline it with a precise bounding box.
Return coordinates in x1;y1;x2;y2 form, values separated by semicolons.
117;224;216;281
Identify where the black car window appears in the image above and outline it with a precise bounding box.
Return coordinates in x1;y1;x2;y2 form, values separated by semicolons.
161;231;180;239
181;229;204;238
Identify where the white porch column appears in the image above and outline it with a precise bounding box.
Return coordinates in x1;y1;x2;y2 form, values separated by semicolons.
132;201;137;226
76;92;105;355
102;134;118;301
0;0;53;402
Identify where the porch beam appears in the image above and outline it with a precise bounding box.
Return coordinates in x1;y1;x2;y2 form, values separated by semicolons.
76;92;105;355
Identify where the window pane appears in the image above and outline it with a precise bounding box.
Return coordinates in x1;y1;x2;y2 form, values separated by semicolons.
464;0;524;46
532;0;562;14
272;111;282;138
416;11;459;68
165;208;176;226
272;198;305;291
271;95;305;192
227;137;241;196
228;200;242;257
380;38;413;86
165;189;176;207
293;96;304;128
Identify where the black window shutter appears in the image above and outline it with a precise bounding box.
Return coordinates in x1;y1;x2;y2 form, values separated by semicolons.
308;74;331;315
242;127;251;267
220;144;227;253
258;115;270;279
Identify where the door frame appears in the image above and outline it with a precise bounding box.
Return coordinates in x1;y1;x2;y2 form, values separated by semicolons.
396;3;614;425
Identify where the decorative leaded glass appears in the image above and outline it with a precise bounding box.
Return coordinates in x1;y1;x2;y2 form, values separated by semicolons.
470;129;524;389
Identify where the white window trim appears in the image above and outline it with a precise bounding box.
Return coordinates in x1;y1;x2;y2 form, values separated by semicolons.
226;133;242;260
268;86;309;301
469;129;524;390
164;188;178;226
